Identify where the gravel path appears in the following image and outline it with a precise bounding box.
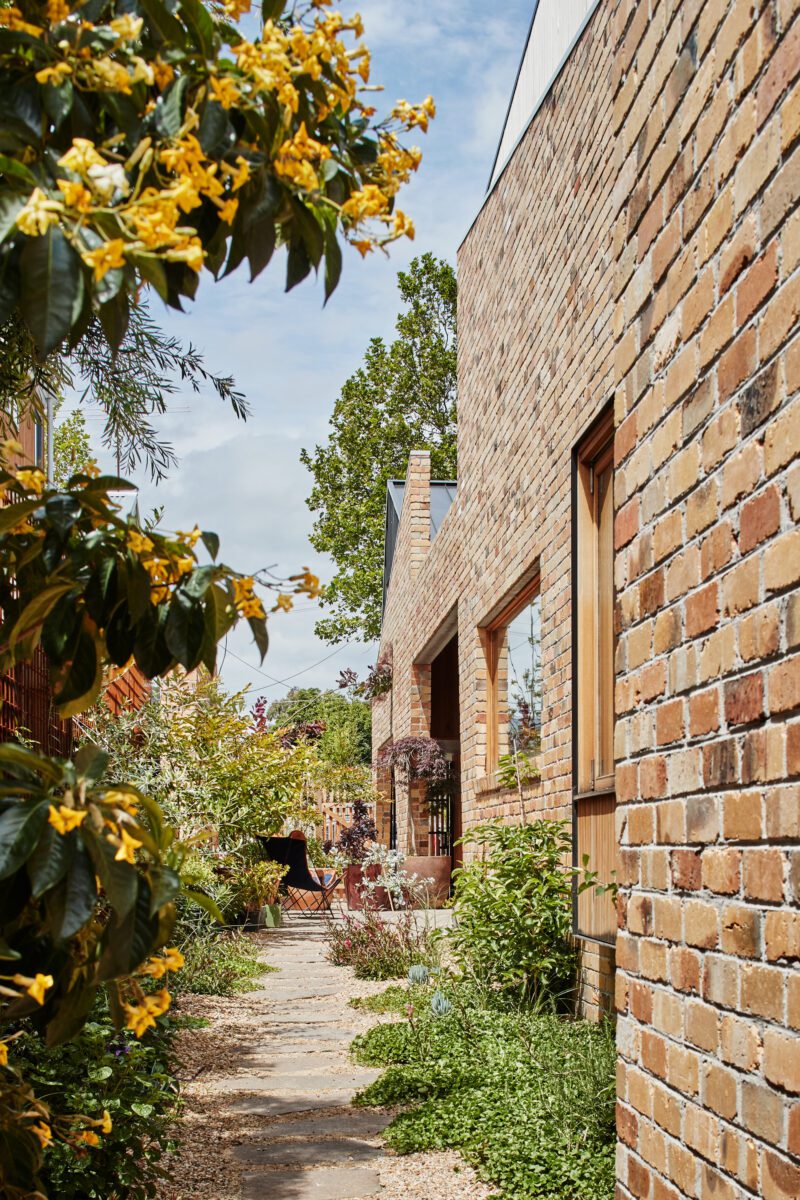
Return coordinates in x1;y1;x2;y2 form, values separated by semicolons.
157;914;492;1200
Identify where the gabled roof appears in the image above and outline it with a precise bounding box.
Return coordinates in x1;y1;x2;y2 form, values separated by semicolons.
382;480;457;616
487;0;601;191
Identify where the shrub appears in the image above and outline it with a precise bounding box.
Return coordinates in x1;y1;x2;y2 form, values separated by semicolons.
173;930;264;998
351;982;615;1200
324;911;436;980
449;819;586;1005
12;997;180;1200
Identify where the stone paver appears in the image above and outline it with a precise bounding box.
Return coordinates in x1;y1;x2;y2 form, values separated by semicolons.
206;915;386;1197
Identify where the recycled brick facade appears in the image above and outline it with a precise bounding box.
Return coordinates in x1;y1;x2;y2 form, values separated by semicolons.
376;0;799;1194
374;0;617;1014
612;1;800;1197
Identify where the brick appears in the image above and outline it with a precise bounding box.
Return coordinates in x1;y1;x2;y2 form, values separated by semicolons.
743;848;785;903
672;848;702;891
741;962;786;1021
739;485;781;553
702;407;739;471
762;1149;800;1200
685;899;719;949
720;1014;761;1070
741;1078;785;1143
756;19;800;127
739;360;780;437
702;1061;737;1120
761;272;800;361
724;671;765;725
671;946;701;994
765;530;800;593
718;326;757;403
686;1001;719;1053
721;903;760;957
719;214;757;294
722;556;760;616
769;655;800;713
723;790;763;840
686;583;719;638
702;848;741;895
736;241;779;327
704;955;737;1009
765;910;800;961
700;521;734;579
764;1028;800;1094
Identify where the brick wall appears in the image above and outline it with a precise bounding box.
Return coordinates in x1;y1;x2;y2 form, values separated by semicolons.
374;0;618;1014
612;1;800;1196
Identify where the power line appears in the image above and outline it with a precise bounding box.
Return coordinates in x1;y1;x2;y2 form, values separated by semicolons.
223;641;351;694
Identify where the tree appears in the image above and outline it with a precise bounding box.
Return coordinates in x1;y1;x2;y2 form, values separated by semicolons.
263;686;371;766
52;402;91;487
0;0;431;361
301;254;457;643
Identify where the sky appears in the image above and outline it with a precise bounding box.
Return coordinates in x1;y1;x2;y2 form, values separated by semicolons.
87;0;534;711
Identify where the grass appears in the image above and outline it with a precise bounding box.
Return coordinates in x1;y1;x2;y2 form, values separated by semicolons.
174;929;266;996
349;980;616;1200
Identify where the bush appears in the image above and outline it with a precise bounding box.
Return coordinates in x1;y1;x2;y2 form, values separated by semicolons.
173;930;264;998
449;819;583;1005
351;982;615;1200
325;911;436;980
12;997;180;1200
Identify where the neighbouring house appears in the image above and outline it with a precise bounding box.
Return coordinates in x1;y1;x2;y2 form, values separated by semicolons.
374;2;799;1198
0;410;150;752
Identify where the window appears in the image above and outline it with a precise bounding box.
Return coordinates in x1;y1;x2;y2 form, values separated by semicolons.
574;411;616;942
482;575;542;778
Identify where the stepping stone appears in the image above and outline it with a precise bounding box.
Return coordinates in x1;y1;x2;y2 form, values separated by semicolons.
231;1136;380;1165
207;1074;364;1095
264;1112;391;1138
241;1166;382;1198
270;1007;356;1023
230;1094;353;1117
267;1026;360;1041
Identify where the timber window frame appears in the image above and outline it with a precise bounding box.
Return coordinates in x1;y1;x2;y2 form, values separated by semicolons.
572;408;616;944
480;572;541;781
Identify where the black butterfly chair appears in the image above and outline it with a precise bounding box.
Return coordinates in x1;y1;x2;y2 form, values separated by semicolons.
258;835;339;915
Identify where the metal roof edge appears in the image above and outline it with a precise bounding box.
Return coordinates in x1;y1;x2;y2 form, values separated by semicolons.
485;0;541;192
458;0;604;255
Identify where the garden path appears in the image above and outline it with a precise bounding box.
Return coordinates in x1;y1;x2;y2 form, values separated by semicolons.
161;914;491;1200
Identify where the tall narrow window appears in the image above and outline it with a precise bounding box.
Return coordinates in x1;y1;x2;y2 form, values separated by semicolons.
482;574;541;782
574;412;616;942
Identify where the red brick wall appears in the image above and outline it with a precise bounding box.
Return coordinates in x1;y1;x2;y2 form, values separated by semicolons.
375;0;618;1013
612;0;800;1196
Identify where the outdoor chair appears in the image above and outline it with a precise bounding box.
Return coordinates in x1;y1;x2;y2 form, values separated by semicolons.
258;834;339;915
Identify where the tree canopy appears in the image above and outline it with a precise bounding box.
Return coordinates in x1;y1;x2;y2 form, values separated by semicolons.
263;685;371;766
301;253;457;643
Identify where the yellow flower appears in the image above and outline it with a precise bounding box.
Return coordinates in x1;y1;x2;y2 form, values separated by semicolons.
0;6;43;36
46;0;70;20
274;593;293;613
153;60;174;90
0;1041;8;1067
124;988;171;1037
15;467;46;493
140;947;184;978
209;75;240;110
59;138;106;175
36;61;73;85
114;826;142;864
76;1129;100;1146
222;0;251;16
233;575;255;606
221;156;250;191
102;789;138;815
127;529;154;555
352;238;373;257
176;526;201;546
82;238;126;281
48;804;87;834
31;1122;52;1148
17;973;54;1005
109;14;143;39
0;438;23;461
218;197;238;224
16;188;62;237
341;184;389;223
392;210;414;240
166;238;204;272
57;178;93;212
98;1110;113;1134
241;595;265;619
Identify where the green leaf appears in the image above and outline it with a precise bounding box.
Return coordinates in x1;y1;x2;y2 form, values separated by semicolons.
0;936;21;960
152;74;190;139
324;228;342;303
248;614;268;662
165;591;205;669
42;77;73;129
286;239;312;292
84;826;137;919
201;530;219;560
27;821;72;898
198;100;231;157
179;0;215;56
149;866;180;915
0;155;35;187
88;1066;113;1082
261;0;285;18
0;800;49;879
8;582;75;655
98;289;130;349
53;626;103;717
138;0;187;49
131;1102;154;1118
73;743;109;783
183;887;223;924
53;842;97;939
0;193;25;243
19;226;81;359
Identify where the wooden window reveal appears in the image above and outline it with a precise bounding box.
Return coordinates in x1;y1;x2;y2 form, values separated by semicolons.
574;414;616;942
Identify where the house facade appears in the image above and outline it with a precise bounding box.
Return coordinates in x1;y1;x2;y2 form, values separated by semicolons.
375;1;800;1197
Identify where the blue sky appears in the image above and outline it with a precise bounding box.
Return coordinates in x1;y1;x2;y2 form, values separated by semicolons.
90;1;533;707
